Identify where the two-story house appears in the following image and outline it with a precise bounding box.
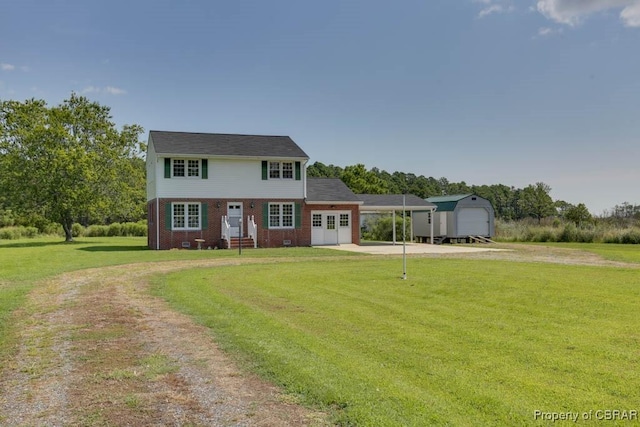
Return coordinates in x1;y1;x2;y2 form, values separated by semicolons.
146;131;363;249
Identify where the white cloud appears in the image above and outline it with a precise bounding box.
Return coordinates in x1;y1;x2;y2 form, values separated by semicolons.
536;0;640;27
620;1;640;25
82;85;127;95
82;86;100;94
1;63;15;71
536;26;563;36
479;5;505;17
105;86;126;95
474;0;515;18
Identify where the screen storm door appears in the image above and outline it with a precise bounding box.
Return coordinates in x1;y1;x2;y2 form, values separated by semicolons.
227;203;243;237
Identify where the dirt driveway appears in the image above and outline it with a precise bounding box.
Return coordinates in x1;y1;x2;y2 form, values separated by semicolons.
0;259;329;426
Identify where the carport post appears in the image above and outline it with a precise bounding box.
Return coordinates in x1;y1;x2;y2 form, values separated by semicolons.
392;210;396;245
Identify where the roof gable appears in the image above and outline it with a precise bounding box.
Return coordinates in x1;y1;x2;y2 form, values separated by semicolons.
149;130;309;159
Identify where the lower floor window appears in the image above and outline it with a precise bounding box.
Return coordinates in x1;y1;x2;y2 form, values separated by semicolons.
340;213;349;227
173;202;200;230
269;202;295;229
312;213;322;227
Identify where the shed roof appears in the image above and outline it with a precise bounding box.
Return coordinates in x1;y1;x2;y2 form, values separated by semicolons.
149;130;309;159
306;178;362;204
426;194;475;211
359;194;436;211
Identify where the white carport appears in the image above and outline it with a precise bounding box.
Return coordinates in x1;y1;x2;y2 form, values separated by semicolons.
358;194;437;244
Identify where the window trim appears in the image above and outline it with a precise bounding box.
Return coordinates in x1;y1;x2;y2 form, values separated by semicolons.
268;161;294;180
171;202;201;230
172;158;201;178
268;202;295;229
339;213;350;228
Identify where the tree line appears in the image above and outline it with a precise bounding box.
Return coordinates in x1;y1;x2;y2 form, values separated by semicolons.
1;95;637;242
308;162;638;226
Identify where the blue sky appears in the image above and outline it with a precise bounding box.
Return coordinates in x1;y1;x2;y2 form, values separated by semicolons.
2;0;639;214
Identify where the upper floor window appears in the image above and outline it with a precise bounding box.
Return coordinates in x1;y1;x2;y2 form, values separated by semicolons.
173;159;185;177
269;161;280;179
262;160;300;181
282;162;293;179
269;161;293;179
172;159;200;178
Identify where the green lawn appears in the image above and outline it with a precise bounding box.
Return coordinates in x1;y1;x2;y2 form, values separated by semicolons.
0;236;355;355
152;258;640;426
3;238;639;425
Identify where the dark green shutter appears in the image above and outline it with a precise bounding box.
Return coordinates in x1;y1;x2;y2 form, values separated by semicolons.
261;161;268;180
262;203;269;229
165;203;172;230
201;203;208;229
295;203;302;229
202;159;208;179
295;161;301;180
164;158;171;178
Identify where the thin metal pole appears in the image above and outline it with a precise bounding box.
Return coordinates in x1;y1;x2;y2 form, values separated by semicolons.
238;218;242;255
402;194;407;280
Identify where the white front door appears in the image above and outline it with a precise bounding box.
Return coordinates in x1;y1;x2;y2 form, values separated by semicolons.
228;203;243;237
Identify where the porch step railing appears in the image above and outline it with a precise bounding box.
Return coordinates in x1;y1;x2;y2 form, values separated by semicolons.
221;215;230;248
247;215;257;248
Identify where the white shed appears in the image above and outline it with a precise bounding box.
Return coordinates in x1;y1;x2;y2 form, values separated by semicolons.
413;194;495;244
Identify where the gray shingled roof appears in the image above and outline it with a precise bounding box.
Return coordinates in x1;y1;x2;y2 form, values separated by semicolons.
149;130;309;159
358;194;436;210
306;178;362;203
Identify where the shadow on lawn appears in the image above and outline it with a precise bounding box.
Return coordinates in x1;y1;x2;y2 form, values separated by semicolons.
0;241;70;249
77;245;149;252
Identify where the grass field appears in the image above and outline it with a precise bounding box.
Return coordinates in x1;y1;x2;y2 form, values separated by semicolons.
2;237;639;425
152;258;640;426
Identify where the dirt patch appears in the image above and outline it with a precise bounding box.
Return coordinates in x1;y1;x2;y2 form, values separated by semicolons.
429;243;640;268
0;260;329;426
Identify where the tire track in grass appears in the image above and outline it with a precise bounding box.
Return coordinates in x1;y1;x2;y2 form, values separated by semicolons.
0;259;330;426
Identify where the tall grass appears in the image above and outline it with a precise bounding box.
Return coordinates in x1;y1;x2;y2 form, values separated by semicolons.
496;219;640;244
0;220;148;240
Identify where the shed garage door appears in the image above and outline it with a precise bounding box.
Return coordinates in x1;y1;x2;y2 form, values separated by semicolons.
457;208;489;236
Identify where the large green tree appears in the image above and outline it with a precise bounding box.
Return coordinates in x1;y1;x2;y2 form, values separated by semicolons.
0;94;144;241
565;203;592;226
340;164;389;194
518;182;555;223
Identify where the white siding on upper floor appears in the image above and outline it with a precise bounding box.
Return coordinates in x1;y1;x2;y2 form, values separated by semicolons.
146;136;157;201
155;157;305;199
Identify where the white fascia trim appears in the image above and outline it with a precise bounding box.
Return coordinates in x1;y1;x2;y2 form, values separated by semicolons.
305;201;364;205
